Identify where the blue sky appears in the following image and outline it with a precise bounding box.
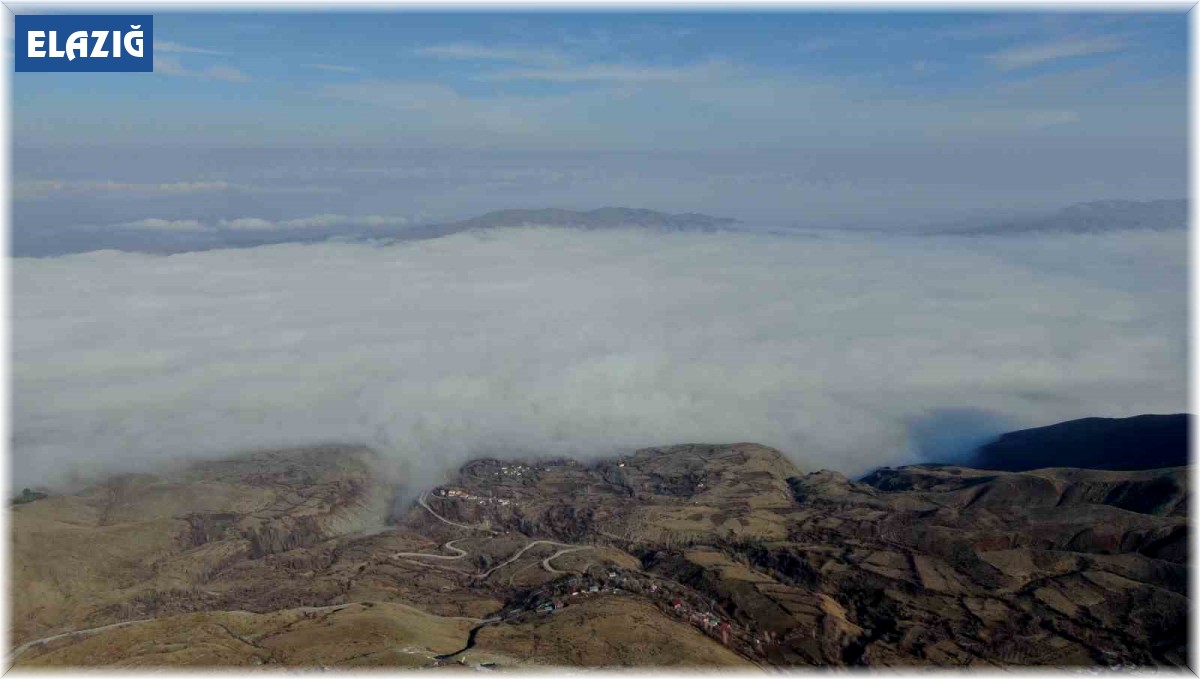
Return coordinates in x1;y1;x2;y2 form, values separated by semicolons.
10;10;1190;251
14;11;1187;147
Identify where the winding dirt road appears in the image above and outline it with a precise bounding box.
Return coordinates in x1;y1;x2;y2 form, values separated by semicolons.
480;540;579;580
542;546;592;575
9;618;154;664
417;492;497;534
7;601;498;668
392;538;469;561
9;492;595;668
413;492;592;580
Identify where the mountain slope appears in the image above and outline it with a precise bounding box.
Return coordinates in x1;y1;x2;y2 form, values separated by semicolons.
967;414;1189;472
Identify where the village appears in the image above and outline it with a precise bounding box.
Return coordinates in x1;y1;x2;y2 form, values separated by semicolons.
430;486;512;507
510;566;747;653
422;456;770;663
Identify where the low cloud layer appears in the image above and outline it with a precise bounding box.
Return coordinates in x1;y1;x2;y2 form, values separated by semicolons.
12;227;1186;491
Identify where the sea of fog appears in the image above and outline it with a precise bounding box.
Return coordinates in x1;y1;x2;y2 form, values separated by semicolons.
11;226;1188;490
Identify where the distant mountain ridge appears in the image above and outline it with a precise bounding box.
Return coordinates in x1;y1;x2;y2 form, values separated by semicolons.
445;207;738;232
374;207;739;244
944;199;1187;236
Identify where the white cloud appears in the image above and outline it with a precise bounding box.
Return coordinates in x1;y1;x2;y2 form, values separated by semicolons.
213;214;412;231
276;214;410;229
82;213;413;234
937;109;1085;135
217;217;276;231
414;43;563;65
313;60;1166;149
12;227;1186;491
118;218;208;232
156;41;227;55
986;36;1125;71
203;65;252;83
797;37;842;53
321;81;467;112
153;54;192;77
481;61;726;84
15;180;238;199
306;63;358;73
320;81;544;135
154;181;234;192
414;43;721;84
155;54;251;83
360;216;411;227
277;214;348;229
1024;110;1081;128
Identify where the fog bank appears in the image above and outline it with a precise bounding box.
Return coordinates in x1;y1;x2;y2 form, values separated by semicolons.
12;227;1187;490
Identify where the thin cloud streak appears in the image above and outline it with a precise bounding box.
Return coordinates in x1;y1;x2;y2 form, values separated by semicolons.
15;180;242;200
155;55;251;83
102;213;413;233
156;40;227;55
414;42;564;65
481;61;726;83
306;63;359;73
986;36;1126;71
217;214;411;231
118;218;209;232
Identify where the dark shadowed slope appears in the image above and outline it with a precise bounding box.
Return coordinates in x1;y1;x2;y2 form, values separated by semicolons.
967;414;1189;472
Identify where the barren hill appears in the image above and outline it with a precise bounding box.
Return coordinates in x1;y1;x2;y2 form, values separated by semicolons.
10;440;1188;669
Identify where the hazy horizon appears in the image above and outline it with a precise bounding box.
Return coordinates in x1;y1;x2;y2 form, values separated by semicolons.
13;11;1188;253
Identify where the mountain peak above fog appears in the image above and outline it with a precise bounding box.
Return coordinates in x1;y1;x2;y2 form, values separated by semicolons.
446;207;739;232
